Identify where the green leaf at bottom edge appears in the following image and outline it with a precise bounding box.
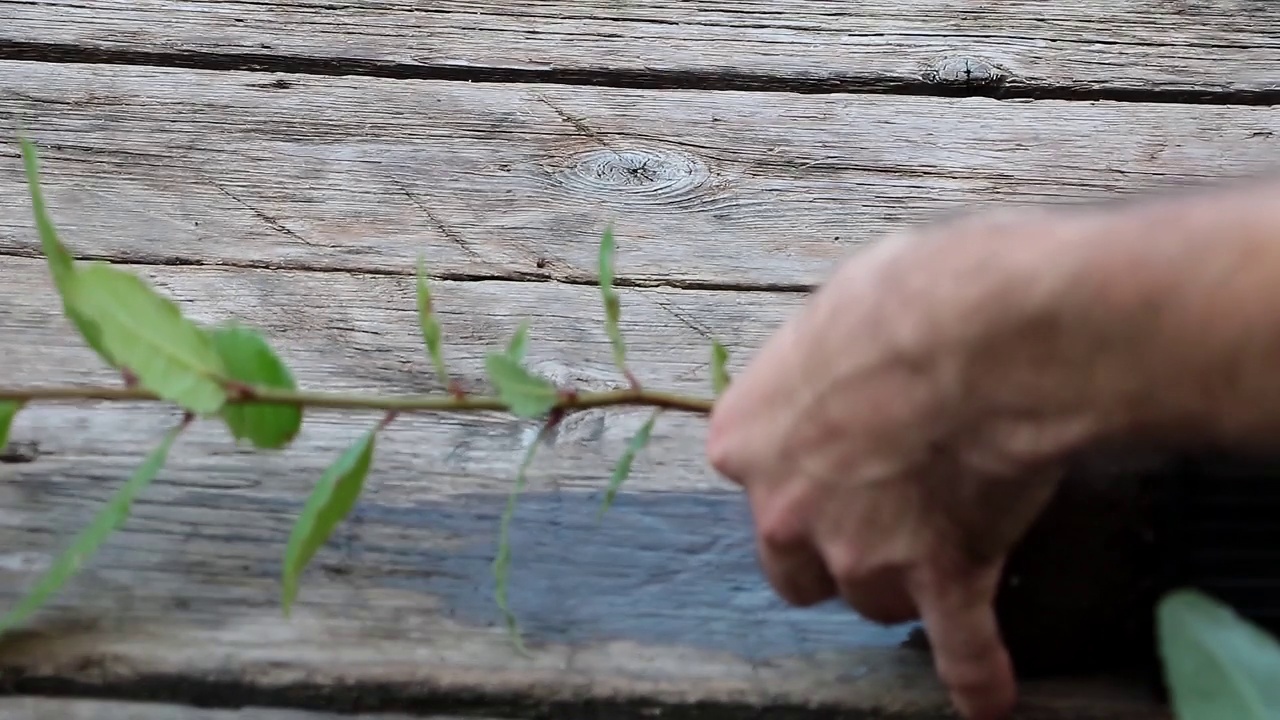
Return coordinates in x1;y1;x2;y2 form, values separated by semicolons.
0;420;183;635
1157;588;1280;720
281;428;377;614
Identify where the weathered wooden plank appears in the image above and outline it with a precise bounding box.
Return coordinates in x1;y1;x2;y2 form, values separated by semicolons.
0;696;469;719
0;259;1164;717
2;0;1277;98
4;62;1279;291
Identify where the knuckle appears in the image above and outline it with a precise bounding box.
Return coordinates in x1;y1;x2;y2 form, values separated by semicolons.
757;505;806;553
753;486;812;553
826;545;872;584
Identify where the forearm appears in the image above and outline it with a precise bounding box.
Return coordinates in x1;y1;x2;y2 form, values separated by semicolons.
1077;176;1280;449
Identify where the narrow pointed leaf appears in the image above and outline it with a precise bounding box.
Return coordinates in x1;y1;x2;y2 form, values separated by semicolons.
209;324;303;450
19;138;73;284
19;138;114;366
0;421;183;635
506;320;530;364
711;340;731;396
598;410;659;518
485;353;558;418
66;262;228;414
0;401;22;451
282;428;377;613
416;256;450;384
598;225;627;373
493;427;546;656
1157;588;1280;719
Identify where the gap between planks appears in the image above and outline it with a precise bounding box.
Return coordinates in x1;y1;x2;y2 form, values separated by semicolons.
2;0;1279;102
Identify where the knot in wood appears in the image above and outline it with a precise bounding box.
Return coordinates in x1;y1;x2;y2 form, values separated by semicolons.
556;147;713;206
924;57;1005;86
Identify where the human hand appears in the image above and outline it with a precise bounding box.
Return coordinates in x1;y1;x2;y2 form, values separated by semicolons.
706;207;1149;719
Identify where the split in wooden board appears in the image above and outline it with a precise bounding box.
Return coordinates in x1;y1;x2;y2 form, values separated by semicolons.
0;259;1163;718
3;61;1279;291
3;0;1277;97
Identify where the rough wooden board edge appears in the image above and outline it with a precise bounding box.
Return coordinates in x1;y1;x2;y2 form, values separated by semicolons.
3;0;1279;99
0;695;493;719
0;653;1167;720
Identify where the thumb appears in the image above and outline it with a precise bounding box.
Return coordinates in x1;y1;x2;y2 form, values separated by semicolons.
910;562;1016;720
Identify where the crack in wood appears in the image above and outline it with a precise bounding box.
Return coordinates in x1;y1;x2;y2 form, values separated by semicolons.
0;248;814;294
397;184;483;261
3;40;1277;105
537;95;611;149
206;179;316;248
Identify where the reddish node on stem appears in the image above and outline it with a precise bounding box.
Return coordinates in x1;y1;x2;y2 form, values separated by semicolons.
624;369;641;391
225;381;256;401
121;368;139;388
378;411;399;430
448;379;468;400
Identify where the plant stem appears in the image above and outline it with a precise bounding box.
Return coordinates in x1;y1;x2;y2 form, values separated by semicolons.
0;385;715;415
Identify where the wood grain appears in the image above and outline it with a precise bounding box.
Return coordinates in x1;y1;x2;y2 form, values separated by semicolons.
3;0;1277;98
0;697;474;719
0;258;1165;718
4;61;1280;290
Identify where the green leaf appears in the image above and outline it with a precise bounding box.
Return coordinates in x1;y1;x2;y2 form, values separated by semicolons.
506;320;530;364
66;262;228;415
209;324;303;450
0;420;183;635
597;410;659;518
281;427;377;614
416;256;450;384
493;427;546;656
598;225;628;374
484;352;558;418
711;340;731;396
0;401;22;451
18;138;114;366
1157;588;1280;719
19;139;74;284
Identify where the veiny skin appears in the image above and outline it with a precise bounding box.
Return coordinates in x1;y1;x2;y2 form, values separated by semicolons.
706;176;1280;720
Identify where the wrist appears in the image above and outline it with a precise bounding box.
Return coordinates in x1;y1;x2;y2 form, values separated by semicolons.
1064;178;1280;449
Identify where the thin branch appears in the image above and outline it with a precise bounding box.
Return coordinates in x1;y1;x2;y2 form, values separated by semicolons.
0;384;715;415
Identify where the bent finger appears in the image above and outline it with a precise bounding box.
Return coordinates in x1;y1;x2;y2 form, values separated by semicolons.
832;565;917;625
910;564;1016;720
749;483;836;607
757;532;837;606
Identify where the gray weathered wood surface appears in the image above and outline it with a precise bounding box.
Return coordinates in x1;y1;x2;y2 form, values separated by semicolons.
4;61;1279;291
2;0;1272;717
0;697;467;719
3;0;1278;98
